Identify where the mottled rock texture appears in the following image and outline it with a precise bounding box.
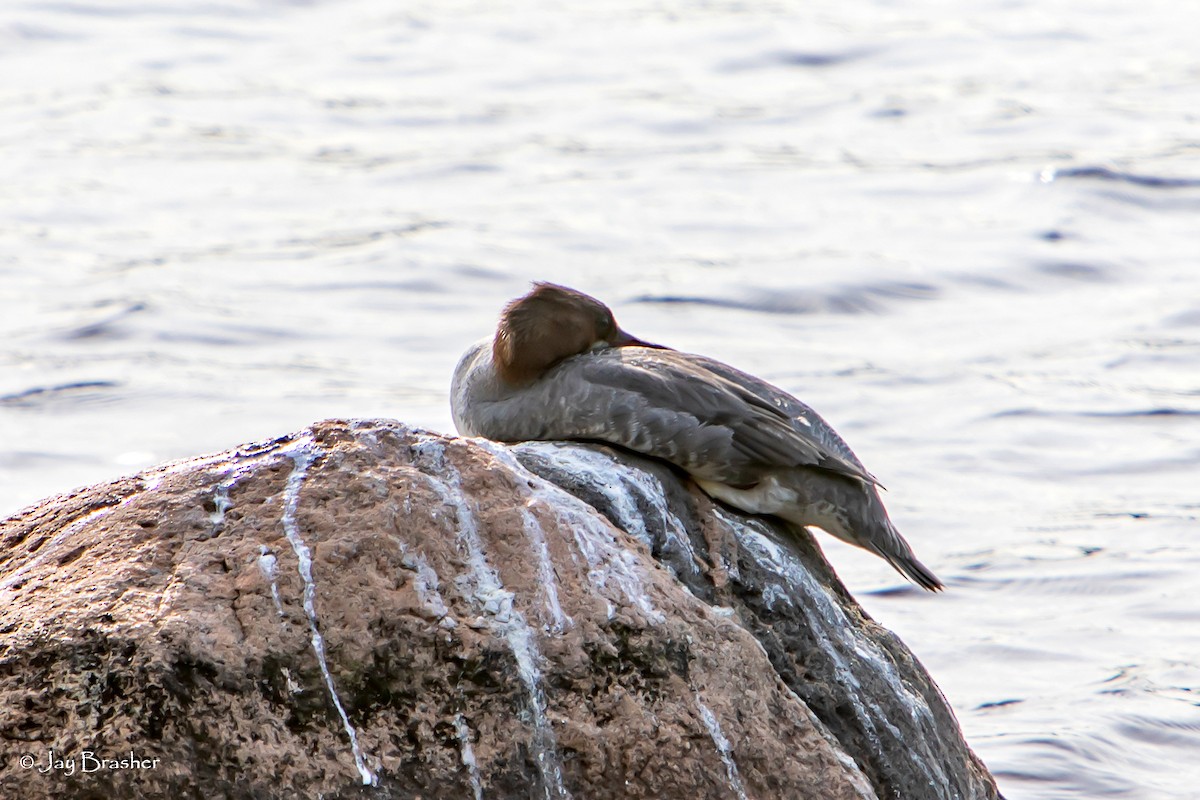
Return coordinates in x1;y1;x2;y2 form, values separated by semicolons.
0;419;1000;800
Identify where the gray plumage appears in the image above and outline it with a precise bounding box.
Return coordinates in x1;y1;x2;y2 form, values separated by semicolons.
451;284;943;591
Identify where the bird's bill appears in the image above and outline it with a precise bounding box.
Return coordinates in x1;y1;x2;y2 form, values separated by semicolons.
611;326;668;349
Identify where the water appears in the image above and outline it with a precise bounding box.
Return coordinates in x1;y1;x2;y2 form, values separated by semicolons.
2;1;1198;797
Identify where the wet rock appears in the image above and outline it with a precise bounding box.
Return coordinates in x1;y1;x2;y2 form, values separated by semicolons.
0;419;1001;800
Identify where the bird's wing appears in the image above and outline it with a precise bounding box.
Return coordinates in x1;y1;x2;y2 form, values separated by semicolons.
488;347;878;487
679;353;880;484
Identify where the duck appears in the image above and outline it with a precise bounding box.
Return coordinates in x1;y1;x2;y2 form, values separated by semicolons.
450;282;942;591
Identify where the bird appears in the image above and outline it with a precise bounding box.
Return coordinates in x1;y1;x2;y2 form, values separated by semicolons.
450;282;943;591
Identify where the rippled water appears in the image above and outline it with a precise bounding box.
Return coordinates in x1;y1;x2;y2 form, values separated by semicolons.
3;1;1198;797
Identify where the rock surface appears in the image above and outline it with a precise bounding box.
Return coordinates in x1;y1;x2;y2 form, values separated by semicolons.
0;419;1001;799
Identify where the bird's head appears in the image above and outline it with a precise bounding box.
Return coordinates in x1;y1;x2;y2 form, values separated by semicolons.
492;282;662;384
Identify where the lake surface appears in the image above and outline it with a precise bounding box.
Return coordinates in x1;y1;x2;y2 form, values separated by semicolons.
3;1;1198;796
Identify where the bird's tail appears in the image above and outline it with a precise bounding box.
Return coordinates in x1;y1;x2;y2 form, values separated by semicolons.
825;488;944;592
875;538;943;592
866;517;943;592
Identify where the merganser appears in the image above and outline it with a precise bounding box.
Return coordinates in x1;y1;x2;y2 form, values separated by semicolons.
451;282;943;591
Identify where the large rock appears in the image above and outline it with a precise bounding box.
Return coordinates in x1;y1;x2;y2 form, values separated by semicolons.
0;419;1000;799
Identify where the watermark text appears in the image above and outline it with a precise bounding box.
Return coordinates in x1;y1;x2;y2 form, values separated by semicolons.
18;748;161;776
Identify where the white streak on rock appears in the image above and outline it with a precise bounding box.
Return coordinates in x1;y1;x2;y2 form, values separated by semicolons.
761;583;791;610
539;493;665;625
412;438;570;800
695;696;749;800
850;637;937;730
474;441;664;624
738;523;880;739
279;441;377;787
519;507;572;634
208;473;285;619
458;443;572;630
446;439;570;630
408;551;457;630
737;520;945;788
281;666;302;695
517;442;699;575
138;449;234;492
454;713;484;800
0;505;114;592
209;482;233;528
257;546;286;618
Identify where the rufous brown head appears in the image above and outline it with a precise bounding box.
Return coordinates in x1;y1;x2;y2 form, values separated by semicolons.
492;282;661;384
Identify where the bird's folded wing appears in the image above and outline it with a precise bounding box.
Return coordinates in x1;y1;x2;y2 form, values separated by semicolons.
513;348;879;487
